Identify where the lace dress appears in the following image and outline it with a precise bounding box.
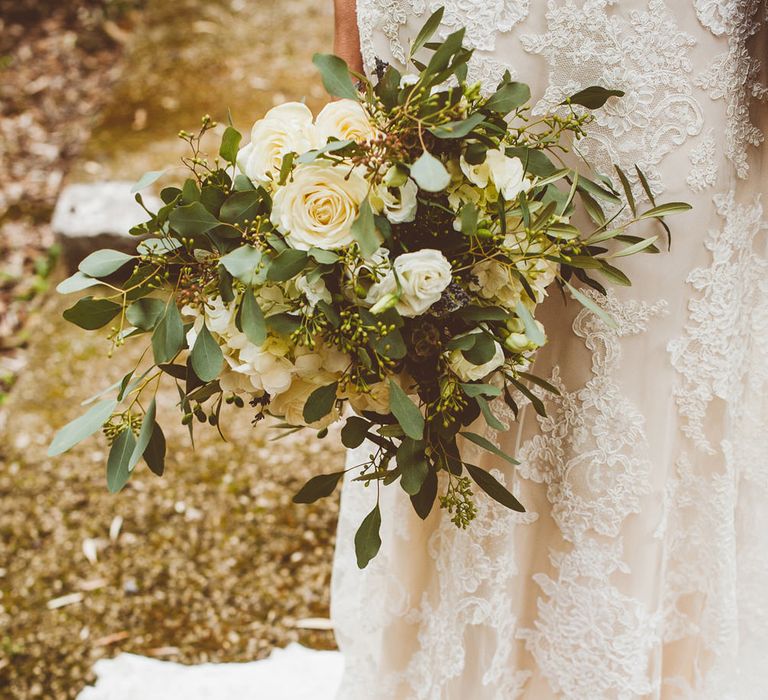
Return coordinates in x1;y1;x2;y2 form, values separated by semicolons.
331;2;768;699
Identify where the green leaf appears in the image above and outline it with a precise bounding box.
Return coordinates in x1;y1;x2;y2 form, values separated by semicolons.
169;201;220;236
639;202;693;219
476;395;505;431
151;302;184;364
514;301;546;346
126;297;166;331
607;235;659;258
129;399;156;471
429;112;486;139
297;139;354;164
56;271;101;294
459;202;478;235
564;281;617;329
351;198;379;258
397;438;428;495
389;380;424;440
78;249;134;278
219;190;264;225
517;371;561;397
354;505;382;569
461;431;519;465
460;383;501;398
48;398;116;456
462;333;496;365
265;312;301;335
234;174;255;191
410;151;451;192
465;463;525;512
302;382;339;424
312;53;359;100
484;81;531;113
190;323;224;382
131;170;164;193
308;247;339;264
219;245;263;286
63;296;122;330
409;6;444;58
143;421;166;476
461;305;509;322
564;86;625;109
106;428;136;494
237;288;266;346
410;465;437;519
267;248;308;281
614;166;636;216
219;126;242;164
293;471;345;504
635;165;657;205
341;416;370;449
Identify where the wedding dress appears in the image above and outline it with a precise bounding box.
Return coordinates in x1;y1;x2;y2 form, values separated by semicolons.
332;2;768;699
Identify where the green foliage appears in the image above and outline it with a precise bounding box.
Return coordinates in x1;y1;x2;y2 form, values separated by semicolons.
354;505;382;569
302;382;339;424
190;323;224;382
312;53;359;100
48;399;117;456
151;302;184;364
63;297;121;330
78;249;135;278
106;428;136;494
389;380;424;440
293;471;345;504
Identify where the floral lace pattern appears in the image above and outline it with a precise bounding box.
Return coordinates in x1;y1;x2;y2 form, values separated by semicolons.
336;2;768;698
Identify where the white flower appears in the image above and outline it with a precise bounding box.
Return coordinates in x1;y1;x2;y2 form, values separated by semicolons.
237;102;318;185
485;150;532;200
270;377;338;428
470;259;524;310
270;161;368;250
399;74;419;88
460;147;533;201
315;99;378;144
347;380;391;415
235;337;294;396
367;249;452;317
447;332;505;381
296;274;332;308
372;178;418;224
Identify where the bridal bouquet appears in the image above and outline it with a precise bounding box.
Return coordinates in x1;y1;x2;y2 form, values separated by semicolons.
50;9;688;567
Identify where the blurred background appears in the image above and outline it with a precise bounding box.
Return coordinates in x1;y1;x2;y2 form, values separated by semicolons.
0;1;344;697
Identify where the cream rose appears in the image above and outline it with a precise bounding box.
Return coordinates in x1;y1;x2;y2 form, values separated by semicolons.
447;332;505;381
470;259;524;310
237;102;318;185
372;178;418;224
270;161;368;250
367;249;452;317
315;99;379;144
347;380;391;415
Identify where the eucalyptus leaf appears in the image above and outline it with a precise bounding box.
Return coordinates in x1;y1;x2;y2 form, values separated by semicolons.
56;271;101;294
397;438;428;495
484;81;531;113
429;112;486;139
410;466;437;520
461;431;520;465
237;288;266;346
354;505;382;569
389;380;424;440
303;382;339;424
293;471;345;503
219;126;242;164
144;421;166;476
126;298;166;331
341;416;370;449
219;245;263;286
169;201;220;236
129;399;156;471
78;249;135;278
564;85;625;109
48;398;117;456
312;53;359;101
465;463;525;512
151;302;184;364
266;248;308;281
131;170;164;193
410;151;450;192
219;190;264;224
63;297;122;330
190;323;224;382
351;198;379;257
106;428;136;494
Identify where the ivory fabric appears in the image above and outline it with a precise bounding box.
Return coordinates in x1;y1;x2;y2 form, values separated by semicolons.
332;2;768;698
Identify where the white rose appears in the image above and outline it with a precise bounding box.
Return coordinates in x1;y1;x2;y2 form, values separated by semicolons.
315;99;378;144
447;332;505;381
470;259;524;310
237;102;318;185
296;274;332;308
367;249;452;317
270;161;368;250
270;377;338;428
484;149;533;201
235;337;294;396
372;178;418;224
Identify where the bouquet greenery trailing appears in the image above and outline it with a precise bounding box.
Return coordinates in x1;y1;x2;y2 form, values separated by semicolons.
49;8;689;567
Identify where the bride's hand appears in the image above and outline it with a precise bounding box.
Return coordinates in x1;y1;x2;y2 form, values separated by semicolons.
333;0;364;75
